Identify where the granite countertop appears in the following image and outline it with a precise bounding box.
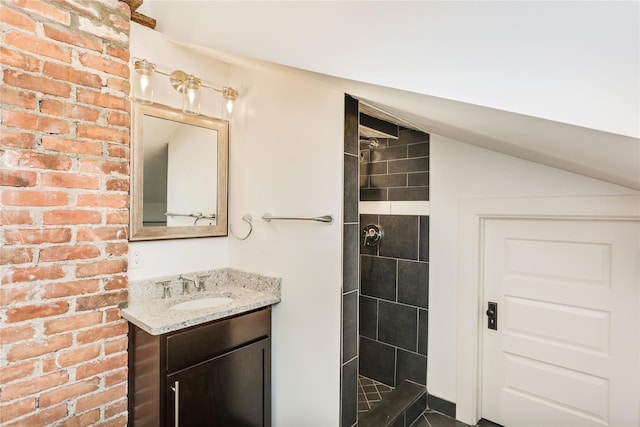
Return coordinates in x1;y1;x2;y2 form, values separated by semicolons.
121;268;281;335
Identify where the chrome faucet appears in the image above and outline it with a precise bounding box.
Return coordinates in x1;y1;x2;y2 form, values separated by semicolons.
179;275;196;295
195;276;209;292
159;280;172;299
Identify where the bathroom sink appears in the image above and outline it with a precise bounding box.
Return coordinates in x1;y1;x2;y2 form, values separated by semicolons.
170;297;233;311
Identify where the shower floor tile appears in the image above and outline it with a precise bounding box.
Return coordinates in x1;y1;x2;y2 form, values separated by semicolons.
358;375;394;415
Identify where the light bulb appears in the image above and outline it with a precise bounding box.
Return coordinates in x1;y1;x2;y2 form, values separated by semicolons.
182;75;201;115
132;59;155;104
222;87;238;120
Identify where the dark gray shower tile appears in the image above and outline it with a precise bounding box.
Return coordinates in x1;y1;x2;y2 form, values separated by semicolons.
360;295;378;340
398;260;428;309
360;175;370;188
388;186;429;201
360;149;370;163
371;145;407;162
408;172;429;187
371;173;407;188
418;309;428;356
344;95;359;155
341;357;358;427
361;188;388;201
408;142;430;158
419;216;429;262
394;129;430;145
361;161;388;176
388;158;429;174
406;393;428;426
360;337;396;387
344;154;359;223
379;215;419;260
343;224;359;293
396;349;427;386
360;214;379;256
378;300;418;352
360;255;396;301
343;291;358;363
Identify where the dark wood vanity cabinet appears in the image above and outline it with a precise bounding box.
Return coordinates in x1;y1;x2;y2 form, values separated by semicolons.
128;308;272;427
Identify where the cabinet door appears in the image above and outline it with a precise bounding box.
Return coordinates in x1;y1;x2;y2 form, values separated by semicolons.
166;338;271;427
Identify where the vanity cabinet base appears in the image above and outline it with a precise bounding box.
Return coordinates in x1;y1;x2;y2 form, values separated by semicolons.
128;307;272;427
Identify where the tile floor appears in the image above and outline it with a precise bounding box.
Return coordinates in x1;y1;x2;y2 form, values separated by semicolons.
411;411;503;427
357;375;394;415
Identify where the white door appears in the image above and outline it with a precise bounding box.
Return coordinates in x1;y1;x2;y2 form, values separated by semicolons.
481;218;640;427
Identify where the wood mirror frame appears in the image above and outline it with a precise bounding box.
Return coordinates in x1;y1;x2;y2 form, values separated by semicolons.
130;102;228;240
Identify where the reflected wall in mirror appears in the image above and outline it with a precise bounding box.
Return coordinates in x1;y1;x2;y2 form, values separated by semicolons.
130;102;228;240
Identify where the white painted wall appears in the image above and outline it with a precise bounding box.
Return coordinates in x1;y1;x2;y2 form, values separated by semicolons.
225;63;344;426
429;135;639;403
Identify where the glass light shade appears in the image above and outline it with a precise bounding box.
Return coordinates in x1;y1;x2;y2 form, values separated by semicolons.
182;75;201;115
132;59;155;104
222;87;238;120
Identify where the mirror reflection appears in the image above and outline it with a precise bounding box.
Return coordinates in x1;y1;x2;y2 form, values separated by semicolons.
130;103;228;241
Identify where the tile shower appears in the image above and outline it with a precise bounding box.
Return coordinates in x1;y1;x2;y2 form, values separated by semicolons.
341;94;430;427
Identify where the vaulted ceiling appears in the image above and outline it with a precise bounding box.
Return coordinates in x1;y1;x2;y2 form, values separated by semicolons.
137;1;640;190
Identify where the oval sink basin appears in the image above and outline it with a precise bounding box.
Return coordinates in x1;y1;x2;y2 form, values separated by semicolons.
170;297;233;311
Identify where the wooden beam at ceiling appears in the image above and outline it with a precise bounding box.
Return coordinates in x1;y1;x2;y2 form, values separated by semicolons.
120;0;156;29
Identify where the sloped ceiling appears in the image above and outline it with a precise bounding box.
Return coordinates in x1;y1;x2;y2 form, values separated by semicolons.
139;1;640;190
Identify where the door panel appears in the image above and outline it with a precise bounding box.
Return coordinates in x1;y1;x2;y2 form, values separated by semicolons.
482;219;639;427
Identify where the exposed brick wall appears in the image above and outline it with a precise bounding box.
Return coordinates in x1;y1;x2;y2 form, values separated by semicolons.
0;1;131;425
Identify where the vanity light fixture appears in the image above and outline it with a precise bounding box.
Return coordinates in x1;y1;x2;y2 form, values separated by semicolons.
131;58;239;118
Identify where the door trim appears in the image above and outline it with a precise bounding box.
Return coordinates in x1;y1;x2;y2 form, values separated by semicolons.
455;195;640;425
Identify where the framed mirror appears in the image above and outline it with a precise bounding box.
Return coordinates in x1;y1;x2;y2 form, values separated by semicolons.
130;102;228;240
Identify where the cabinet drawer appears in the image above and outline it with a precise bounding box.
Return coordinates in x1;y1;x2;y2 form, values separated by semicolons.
166;308;271;373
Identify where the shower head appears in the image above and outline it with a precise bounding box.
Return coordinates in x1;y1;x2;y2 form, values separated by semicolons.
359;138;379;150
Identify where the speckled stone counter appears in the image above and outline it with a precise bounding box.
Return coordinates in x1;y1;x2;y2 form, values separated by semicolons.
121;268;281;335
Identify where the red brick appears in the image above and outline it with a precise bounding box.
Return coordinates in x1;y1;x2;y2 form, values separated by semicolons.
105;44;129;61
2;149;72;170
77;193;128;209
104;336;127;356
105;242;128;256
76;259;127;278
0;324;35;345
11;0;71;24
108;13;129;32
0;46;39;72
75;383;126;413
3;30;71;62
4;228;72;244
6;334;71;362
77;124;129;144
0;286;34;305
105;368;127;387
40;98;101;122
0;246;33;264
45;343;101;369
0;5;36;31
3;69;72;98
2;404;67;427
75;352;127;380
43;61;102;88
0;131;35;149
106;111;129;127
77;14;128;44
106;144;129;160
0;209;32;225
105;307;122;323
0;360;35;383
41;135;102;156
2;189;68;207
106;211;128;225
43;209;102;225
104;398;127;419
79;158;128;175
105;177;129;192
0;170;37;187
40;244;101;262
55;0;100;19
76;290;127;311
77;88;128;111
2;265;65;284
42;172;101;189
79;52;128;78
0;398;36;424
42;278;100;299
2;109;70;133
6;300;69;323
106;76;129;94
58;409;100;427
43;23;102;51
104;275;127;291
78;226;128;241
0;85;37;109
44;312;102;335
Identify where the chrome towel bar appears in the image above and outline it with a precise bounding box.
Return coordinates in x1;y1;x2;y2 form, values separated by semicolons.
261;213;334;224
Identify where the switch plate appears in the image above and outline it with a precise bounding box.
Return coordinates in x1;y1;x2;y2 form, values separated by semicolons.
131;249;144;269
